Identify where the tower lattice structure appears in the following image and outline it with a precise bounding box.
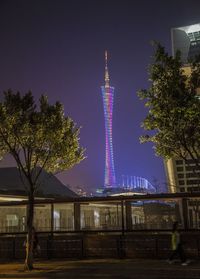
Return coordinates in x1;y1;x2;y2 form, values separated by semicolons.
101;51;116;187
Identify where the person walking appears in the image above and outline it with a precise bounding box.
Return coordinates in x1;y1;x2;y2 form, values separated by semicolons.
168;221;188;265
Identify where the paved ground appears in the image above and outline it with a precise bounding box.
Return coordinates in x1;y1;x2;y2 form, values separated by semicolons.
0;258;200;279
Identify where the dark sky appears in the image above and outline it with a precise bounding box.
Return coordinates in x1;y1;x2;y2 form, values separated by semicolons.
0;0;200;193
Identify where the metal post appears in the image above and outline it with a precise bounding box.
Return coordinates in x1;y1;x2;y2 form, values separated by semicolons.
121;200;125;235
74;202;81;231
182;198;189;230
47;203;54;259
125;201;132;231
51;203;54;236
12;237;15;259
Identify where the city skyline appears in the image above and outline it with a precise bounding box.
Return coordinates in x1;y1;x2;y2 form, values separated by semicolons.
0;0;200;193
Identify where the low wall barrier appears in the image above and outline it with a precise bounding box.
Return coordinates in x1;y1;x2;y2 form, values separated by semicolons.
0;232;199;260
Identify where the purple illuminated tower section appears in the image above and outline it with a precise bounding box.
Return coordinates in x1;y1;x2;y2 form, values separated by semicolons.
101;51;116;188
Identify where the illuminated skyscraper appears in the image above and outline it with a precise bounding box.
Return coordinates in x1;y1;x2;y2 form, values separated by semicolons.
171;23;200;63
101;51;116;187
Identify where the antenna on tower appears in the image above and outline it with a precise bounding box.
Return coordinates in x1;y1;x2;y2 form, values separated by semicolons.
105;50;108;66
105;50;110;88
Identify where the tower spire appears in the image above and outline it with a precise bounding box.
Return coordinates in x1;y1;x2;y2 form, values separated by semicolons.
105;50;110;88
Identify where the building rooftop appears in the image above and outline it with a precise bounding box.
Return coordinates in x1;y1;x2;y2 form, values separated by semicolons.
0;167;77;200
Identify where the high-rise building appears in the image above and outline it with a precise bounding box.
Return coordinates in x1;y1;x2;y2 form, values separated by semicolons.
101;51;116;188
165;158;200;193
165;23;200;193
171;23;200;64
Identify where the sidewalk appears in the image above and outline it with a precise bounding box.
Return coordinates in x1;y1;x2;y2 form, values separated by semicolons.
0;258;200;279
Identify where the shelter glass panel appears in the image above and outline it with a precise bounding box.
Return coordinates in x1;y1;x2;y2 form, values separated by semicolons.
80;202;122;230
130;199;182;230
33;204;51;232
53;203;74;231
0;205;26;233
187;198;200;229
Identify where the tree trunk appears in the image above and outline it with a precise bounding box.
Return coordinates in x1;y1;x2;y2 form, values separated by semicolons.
24;193;34;270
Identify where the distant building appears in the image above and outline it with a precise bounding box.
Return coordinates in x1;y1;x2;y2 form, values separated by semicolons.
121;175;155;192
73;186;88;197
96;175;155;197
171;23;200;63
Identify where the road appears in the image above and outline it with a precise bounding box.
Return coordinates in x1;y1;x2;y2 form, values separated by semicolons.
0;259;200;279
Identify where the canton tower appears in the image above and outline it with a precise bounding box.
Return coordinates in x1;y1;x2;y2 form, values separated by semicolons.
101;51;116;188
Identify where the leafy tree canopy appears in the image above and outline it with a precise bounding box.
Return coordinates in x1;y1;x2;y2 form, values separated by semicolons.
138;43;200;165
0;90;85;191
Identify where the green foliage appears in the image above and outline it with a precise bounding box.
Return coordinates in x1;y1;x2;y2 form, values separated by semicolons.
138;43;200;163
0;90;85;190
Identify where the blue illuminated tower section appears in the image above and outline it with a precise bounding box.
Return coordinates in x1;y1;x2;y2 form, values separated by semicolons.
101;51;116;188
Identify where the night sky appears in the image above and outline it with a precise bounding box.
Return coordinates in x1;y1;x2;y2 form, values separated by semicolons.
0;0;200;193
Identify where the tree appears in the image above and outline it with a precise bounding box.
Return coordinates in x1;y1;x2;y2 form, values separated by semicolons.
0;90;85;270
138;43;200;175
